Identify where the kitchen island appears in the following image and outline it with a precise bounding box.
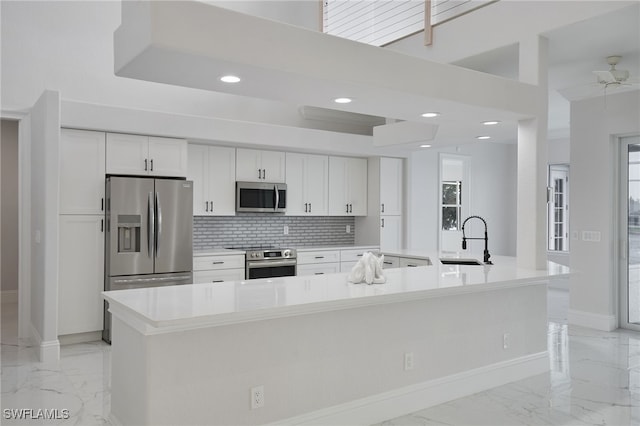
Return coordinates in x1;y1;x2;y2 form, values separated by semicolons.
103;254;569;426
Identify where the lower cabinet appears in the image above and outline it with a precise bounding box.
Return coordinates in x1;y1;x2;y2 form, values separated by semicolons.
193;253;245;283
297;263;341;276
58;215;104;336
381;255;400;269
399;257;431;267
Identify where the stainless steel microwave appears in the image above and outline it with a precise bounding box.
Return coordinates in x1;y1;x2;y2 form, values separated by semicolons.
236;181;286;213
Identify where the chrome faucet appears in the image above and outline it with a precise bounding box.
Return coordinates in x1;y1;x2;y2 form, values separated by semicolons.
461;215;492;265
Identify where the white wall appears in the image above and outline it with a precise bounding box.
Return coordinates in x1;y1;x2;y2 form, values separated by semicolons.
549;137;570;165
212;0;320;31
407;142;517;256
569;90;640;331
1;120;19;292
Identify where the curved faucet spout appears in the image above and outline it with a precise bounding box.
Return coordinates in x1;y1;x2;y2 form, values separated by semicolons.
461;215;492;264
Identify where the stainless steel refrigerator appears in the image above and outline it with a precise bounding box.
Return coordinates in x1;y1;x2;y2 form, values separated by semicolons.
103;176;193;342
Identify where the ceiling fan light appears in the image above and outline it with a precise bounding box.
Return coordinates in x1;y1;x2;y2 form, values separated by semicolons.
611;69;629;82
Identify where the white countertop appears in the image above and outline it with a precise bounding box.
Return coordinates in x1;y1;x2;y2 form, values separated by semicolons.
193;248;246;256
381;249;432;259
103;253;569;336
296;245;379;252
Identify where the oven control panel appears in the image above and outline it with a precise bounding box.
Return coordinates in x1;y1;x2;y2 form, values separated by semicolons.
246;249;297;260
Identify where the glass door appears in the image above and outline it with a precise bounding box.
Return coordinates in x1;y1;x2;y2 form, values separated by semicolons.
620;136;640;329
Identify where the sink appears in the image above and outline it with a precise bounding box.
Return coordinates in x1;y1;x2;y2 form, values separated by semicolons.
440;258;483;266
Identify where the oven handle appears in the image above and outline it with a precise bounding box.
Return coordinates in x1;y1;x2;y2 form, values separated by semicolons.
247;260;297;269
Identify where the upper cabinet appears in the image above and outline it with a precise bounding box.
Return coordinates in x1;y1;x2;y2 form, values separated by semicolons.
379;157;403;216
328;156;367;216
59;129;106;215
106;133;187;177
187;144;236;216
286;153;329;216
236;148;286;183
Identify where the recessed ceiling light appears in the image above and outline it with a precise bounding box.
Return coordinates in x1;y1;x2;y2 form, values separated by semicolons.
334;97;352;104
421;112;440;118
482;121;500;126
476;136;491;140
420;144;432;148
220;75;241;83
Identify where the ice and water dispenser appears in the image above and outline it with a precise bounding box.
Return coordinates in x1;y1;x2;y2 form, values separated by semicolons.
117;215;141;253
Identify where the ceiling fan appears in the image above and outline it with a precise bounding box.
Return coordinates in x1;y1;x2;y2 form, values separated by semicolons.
593;55;636;89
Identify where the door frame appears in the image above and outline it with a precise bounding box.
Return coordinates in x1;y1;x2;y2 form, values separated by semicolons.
619;134;640;331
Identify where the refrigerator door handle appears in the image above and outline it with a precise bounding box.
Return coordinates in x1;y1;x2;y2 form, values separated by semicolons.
156;191;162;257
148;191;155;259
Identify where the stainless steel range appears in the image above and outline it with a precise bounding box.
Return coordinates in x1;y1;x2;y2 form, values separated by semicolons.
227;246;297;279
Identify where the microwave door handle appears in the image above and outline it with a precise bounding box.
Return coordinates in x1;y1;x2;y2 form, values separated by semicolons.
155;191;162;257
148;192;154;259
274;184;279;211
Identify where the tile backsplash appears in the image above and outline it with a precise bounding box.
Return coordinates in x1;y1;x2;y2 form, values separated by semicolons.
193;214;355;250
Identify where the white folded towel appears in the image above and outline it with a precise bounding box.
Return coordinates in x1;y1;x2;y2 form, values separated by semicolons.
348;252;386;285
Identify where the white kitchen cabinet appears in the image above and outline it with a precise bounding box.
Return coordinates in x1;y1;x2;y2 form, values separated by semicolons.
59;129;105;215
286;153;328;215
399;257;431;267
193;253;245;283
58;215;104;336
381;255;400;269
297;263;341;276
188;144;236;216
236;148;286;183
328;156;367;216
106;133;187;177
380;215;403;251
379;157;403;216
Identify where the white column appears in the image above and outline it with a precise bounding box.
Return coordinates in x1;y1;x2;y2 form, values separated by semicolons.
517;36;548;270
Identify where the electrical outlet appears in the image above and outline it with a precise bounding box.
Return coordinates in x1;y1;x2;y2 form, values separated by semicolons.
284;225;289;235
404;352;414;371
503;333;510;350
346;225;351;234
250;385;264;409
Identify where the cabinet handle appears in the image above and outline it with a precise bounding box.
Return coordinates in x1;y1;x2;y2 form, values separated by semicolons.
407;264;418;267
381;203;385;213
346;204;349;213
150;159;154;172
305;203;308;213
314;272;324;275
210;201;213;212
101;198;104;211
315;256;325;259
349;204;353;213
309;203;312;213
212;261;225;265
381;218;385;228
144;158;148;171
211;280;224;283
384;261;393;265
205;202;209;212
258;169;261;179
101;219;104;232
263;169;266;179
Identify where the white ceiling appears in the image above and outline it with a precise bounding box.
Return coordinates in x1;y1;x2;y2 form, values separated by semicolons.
114;1;640;148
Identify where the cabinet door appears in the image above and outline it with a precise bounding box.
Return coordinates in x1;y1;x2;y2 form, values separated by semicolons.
207;146;236;215
148;137;187;177
328;156;348;215
380;157;403;216
305;154;329;215
347;157;368;216
236;148;263;182
59;129;105;215
297;263;341;277
380;215;403;251
106;133;148;175
187;144;209;215
260;150;286;183
58;215;104;335
285;153;306;215
193;269;245;284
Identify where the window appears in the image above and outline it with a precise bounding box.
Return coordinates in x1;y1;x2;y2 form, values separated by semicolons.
548;164;569;251
442;181;462;230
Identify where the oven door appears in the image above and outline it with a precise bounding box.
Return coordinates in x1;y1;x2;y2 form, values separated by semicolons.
246;259;297;280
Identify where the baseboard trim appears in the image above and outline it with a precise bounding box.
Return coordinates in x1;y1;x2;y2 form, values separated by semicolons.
569;309;617;331
30;323;60;363
269;351;549;426
59;331;102;346
1;290;18;304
